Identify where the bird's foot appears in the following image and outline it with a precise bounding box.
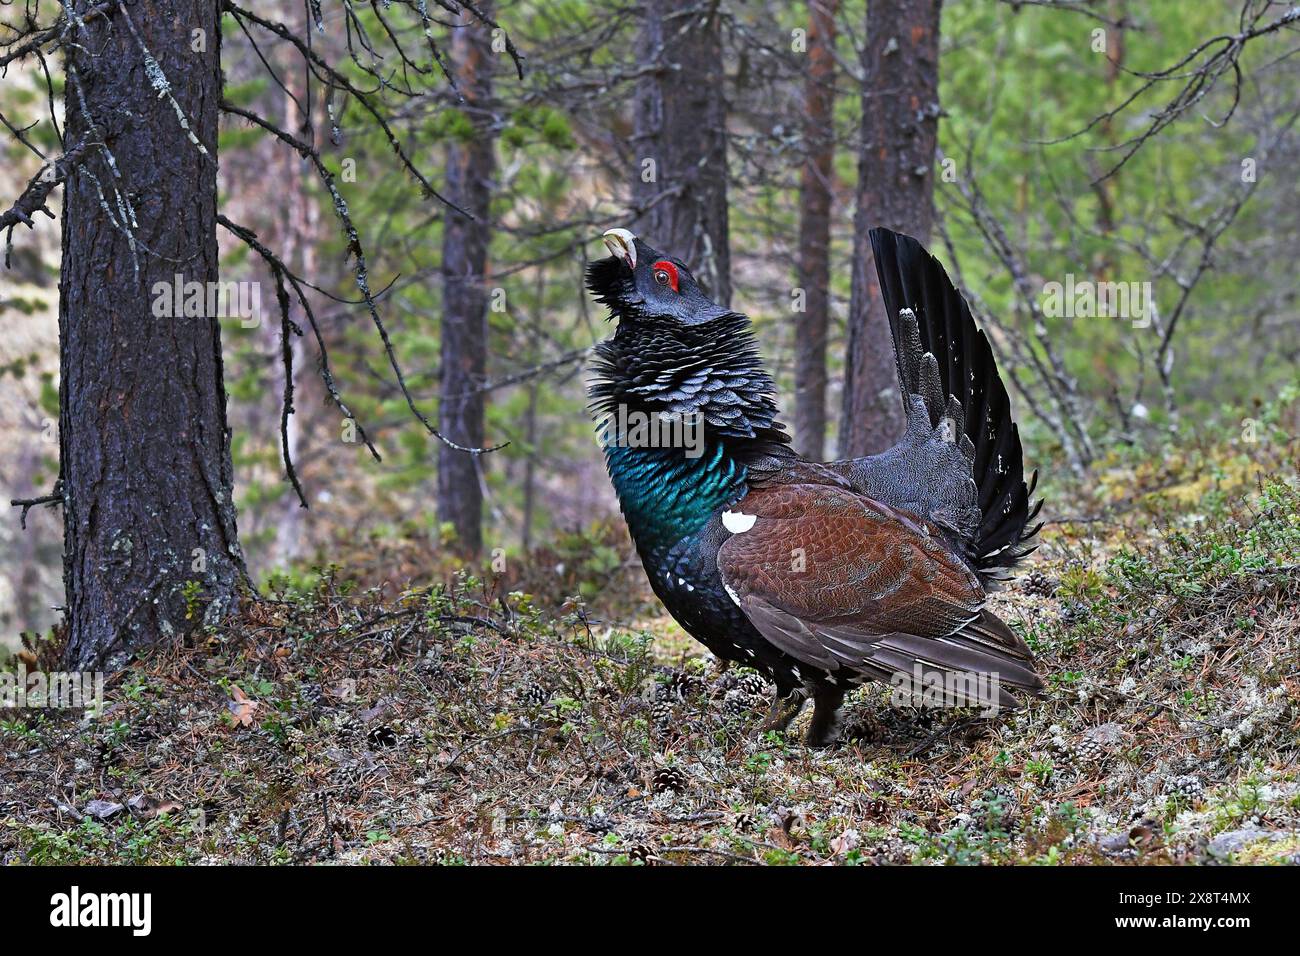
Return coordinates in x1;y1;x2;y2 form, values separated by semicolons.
756;689;807;736
805;688;847;748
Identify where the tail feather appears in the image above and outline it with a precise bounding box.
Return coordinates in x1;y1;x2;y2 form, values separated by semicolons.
878;609;1043;709
869;228;1041;578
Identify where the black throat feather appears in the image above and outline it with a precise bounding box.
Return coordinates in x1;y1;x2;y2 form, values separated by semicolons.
587;313;793;462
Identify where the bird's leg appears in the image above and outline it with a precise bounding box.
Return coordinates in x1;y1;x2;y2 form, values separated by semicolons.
758;688;807;734
805;688;847;747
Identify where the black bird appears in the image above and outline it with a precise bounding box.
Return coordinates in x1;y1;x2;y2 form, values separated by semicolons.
586;227;1044;745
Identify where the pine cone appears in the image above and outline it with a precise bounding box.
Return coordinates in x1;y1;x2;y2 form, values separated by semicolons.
1168;774;1204;803
723;687;762;716
518;683;549;709
864;797;889;818
1059;600;1088;625
710;670;739;695
649;700;674;729
1071;722;1123;764
1070;736;1105;763
1021;570;1058;598
627;844;657;865
653;766;688;793
668;671;706;700
735;670;769;696
332;713;357;739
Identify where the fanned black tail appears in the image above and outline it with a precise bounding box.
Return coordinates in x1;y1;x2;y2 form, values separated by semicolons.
869;228;1042;577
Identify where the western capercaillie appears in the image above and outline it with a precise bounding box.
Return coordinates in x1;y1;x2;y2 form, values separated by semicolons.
587;227;1044;746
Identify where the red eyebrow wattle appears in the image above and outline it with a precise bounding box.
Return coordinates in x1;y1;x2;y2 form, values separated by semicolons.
652;260;679;292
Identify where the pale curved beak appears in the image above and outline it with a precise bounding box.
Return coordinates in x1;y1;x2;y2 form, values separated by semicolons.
602;228;637;270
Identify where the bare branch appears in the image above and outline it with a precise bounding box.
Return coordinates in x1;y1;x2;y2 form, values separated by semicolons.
997;0;1129;28
216;213;384;464
222;0;467;212
270;266;309;509
1040;2;1300;182
1153;107;1300;397
0;2;112;71
10;484;63;531
221;101;508;457
1;136;94;265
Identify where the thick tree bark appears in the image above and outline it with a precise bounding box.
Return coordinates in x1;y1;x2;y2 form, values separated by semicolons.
437;10;497;558
839;0;942;458
59;0;243;669
793;0;840;461
632;0;731;305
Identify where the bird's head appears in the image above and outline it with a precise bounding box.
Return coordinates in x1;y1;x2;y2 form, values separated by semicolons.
586;228;731;326
586;227;791;455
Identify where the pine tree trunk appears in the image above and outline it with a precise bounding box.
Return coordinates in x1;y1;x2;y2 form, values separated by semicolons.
59;1;243;669
438;10;497;559
632;0;731;305
793;0;839;461
839;0;942;458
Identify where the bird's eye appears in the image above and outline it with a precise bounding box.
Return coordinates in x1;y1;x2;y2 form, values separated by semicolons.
651;260;680;293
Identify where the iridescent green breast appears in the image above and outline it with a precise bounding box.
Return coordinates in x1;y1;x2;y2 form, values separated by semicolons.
603;440;746;555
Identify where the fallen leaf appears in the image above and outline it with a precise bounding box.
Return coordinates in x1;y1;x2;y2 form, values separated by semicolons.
227;684;258;727
328;678;357;701
831;828;861;856
359;699;390;722
127;794;181;820
766;826;798;850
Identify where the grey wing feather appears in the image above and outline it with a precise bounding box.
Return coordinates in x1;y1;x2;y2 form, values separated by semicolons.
736;594;1042;708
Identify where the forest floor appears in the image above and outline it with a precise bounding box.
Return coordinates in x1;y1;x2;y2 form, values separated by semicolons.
3;406;1300;865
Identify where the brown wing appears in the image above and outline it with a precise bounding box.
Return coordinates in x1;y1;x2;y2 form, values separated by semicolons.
716;483;1042;706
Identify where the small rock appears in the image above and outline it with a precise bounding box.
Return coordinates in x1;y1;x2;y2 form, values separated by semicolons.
83;799;124;821
1097;830;1134;855
1204;827;1285;863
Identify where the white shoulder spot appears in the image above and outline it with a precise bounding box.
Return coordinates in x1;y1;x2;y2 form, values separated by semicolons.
721;510;757;534
723;582;742;607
